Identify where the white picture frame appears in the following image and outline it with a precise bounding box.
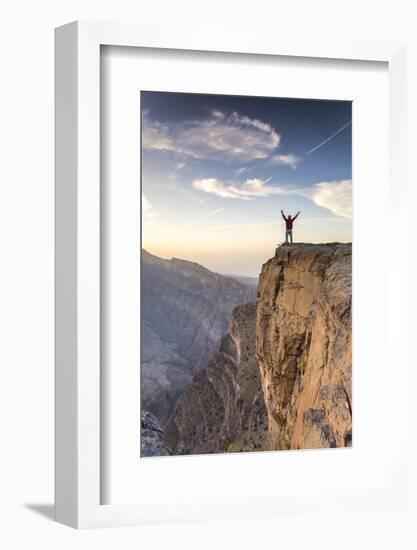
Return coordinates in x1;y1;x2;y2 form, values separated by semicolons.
55;21;407;529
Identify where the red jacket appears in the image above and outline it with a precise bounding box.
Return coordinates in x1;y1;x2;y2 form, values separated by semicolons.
282;212;299;229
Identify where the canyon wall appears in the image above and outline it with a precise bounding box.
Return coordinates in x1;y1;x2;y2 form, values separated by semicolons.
256;243;352;450
164;302;270;454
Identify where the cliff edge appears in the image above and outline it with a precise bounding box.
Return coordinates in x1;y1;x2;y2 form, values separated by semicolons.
256;243;352;450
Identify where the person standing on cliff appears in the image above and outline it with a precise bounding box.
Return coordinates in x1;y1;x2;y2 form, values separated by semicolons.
281;210;300;244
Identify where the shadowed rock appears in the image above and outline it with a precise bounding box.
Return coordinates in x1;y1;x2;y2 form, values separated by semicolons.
164;303;270;455
141;411;172;457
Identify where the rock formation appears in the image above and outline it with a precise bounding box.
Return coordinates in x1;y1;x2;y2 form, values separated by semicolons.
141;250;256;424
164;303;270;454
256;243;352;450
145;243;352;456
141;411;172;457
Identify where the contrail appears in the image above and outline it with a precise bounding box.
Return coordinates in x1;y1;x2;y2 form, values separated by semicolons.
305;121;351;156
207;207;225;217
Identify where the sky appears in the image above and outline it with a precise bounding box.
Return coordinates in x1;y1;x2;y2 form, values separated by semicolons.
141;91;352;277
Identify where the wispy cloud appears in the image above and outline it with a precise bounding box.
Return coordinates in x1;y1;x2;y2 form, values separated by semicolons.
142;109;281;163
192;176;352;218
207;207;225;217
192;177;287;200
142;195;158;219
305;121;351;156
270;153;300;169
309;180;352;218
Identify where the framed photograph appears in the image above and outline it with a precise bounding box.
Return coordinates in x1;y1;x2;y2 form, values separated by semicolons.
55;21;407;528
139;90;353;457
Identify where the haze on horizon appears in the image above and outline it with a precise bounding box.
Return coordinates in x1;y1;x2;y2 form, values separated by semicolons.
141;92;352;277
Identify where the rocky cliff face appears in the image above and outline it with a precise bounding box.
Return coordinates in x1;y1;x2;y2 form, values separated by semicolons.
256;243;352;450
141;250;256;424
164;303;269;454
141;411;172;457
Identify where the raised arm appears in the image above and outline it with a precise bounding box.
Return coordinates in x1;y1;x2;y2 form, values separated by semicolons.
293;211;300;221
281;210;287;221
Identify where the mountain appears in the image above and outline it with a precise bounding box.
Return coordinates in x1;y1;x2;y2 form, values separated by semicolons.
164;302;269;454
141;250;257;425
162;243;352;455
223;274;259;288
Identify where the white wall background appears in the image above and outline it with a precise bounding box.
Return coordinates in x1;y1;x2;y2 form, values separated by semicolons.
0;1;415;548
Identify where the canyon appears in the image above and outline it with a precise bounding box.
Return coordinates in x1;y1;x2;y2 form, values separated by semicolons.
142;243;352;456
141;250;256;425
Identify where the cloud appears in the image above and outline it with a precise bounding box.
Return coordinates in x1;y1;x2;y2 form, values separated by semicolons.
207;207;225;217
271;154;300;169
142;109;280;163
142;195;152;210
306;121;351;156
310;180;352;218
142;195;158;218
192;176;352;218
192;177;286;200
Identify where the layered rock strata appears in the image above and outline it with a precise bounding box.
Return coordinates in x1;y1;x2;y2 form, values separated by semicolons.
164;303;270;454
